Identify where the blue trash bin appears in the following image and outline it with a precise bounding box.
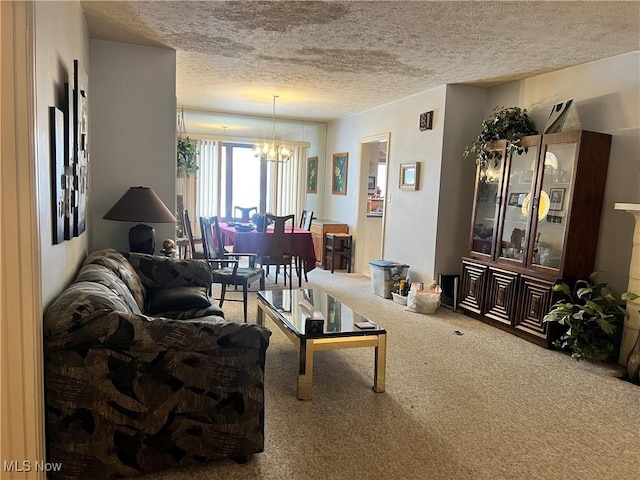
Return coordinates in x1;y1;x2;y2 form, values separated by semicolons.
369;260;410;298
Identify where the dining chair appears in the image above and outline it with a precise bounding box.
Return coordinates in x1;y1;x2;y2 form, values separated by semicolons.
299;209;314;230
200;216;265;322
295;210;314;281
233;206;258;223
184;209;205;259
262;214;295;286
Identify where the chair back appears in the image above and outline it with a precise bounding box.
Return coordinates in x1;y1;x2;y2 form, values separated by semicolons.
184;209;199;253
300;210;314;230
200;216;225;260
234;206;258;223
265;214;295;265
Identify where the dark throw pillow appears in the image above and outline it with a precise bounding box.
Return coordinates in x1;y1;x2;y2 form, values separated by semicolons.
146;286;211;314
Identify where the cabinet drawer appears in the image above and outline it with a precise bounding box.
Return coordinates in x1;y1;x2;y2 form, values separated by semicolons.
459;261;488;314
514;276;555;339
485;268;518;326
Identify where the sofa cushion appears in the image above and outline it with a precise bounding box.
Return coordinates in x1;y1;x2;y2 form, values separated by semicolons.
146;286;211;315
83;249;146;310
75;263;142;314
123;252;213;289
44;281;134;339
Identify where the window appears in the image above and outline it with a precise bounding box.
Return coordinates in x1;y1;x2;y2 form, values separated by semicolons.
221;143;264;219
183;139;307;225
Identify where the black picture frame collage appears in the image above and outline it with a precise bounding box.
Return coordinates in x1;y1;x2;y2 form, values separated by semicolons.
49;59;88;244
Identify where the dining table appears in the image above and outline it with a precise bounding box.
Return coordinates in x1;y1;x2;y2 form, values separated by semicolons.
218;222;316;286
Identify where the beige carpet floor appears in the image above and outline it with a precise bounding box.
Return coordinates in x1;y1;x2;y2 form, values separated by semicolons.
141;268;640;480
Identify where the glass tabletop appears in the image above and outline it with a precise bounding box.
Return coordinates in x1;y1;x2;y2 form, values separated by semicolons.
258;288;385;337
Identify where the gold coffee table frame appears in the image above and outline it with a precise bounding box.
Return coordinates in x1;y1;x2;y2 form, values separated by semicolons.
257;289;387;400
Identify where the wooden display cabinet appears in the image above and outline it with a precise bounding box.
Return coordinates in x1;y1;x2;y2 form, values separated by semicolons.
460;130;612;346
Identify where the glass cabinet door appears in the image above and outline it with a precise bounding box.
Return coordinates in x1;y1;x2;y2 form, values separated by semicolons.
470;142;506;258
528;139;576;270
497;136;540;264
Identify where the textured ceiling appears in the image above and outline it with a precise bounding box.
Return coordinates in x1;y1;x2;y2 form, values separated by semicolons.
82;1;640;123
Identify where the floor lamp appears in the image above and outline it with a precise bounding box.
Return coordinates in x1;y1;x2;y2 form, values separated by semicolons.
103;186;177;254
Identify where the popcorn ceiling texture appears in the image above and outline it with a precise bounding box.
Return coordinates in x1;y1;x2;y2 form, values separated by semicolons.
82;1;639;121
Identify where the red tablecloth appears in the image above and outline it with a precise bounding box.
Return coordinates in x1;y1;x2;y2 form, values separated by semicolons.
219;222;316;275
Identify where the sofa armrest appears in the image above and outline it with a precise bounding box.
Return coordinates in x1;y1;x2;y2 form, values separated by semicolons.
122;251;213;289
45;309;270;353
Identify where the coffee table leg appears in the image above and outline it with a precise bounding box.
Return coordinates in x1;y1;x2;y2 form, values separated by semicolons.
257;303;264;326
373;333;386;393
297;339;314;400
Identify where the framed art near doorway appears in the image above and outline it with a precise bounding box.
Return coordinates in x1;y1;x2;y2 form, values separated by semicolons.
399;162;419;190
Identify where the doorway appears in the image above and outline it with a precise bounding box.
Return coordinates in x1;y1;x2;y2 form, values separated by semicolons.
357;133;390;276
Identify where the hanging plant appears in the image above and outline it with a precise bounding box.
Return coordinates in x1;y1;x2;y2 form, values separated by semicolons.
463;106;538;167
177;137;198;177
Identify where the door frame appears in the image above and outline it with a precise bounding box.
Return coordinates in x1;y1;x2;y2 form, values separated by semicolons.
356;132;390;275
1;1;46;473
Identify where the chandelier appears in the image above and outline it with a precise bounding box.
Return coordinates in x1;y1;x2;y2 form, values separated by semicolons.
253;95;293;163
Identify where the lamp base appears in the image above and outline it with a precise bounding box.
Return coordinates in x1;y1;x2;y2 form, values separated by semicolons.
129;223;155;254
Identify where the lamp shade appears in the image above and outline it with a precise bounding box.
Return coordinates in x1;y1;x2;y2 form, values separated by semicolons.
103;186;176;223
103;187;176;254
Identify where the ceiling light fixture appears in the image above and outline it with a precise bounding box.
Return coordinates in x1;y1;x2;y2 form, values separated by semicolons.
253;95;292;163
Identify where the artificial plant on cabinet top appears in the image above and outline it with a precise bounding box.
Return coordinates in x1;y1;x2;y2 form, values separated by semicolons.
464;106;538;167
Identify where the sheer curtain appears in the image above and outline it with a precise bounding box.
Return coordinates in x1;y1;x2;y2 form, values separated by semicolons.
195;139;219;218
176;175;197;236
273;146;307;219
177;139;219;237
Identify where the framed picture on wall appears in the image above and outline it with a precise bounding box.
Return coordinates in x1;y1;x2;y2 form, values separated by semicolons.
49;106;65;245
399;162;420;190
307;156;318;193
73;59;89;237
332;152;348;195
368;176;376;190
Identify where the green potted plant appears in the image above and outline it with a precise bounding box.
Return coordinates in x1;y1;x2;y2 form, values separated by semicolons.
543;273;639;362
177;137;198;177
463;106;538;166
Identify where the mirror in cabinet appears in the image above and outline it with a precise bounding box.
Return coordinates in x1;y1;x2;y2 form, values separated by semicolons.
497;136;539;264
528;141;576;270
470;140;506;257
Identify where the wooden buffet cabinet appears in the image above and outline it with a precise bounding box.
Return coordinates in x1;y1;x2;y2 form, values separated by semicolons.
459;130;612;346
310;219;348;269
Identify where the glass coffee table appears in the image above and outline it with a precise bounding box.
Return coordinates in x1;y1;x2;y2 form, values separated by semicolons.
257;288;387;400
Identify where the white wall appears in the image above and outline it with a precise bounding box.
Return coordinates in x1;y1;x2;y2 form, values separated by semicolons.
35;0;90;308
326;85;477;282
90;40;176;253
303;123;328;219
487;52;640;295
436;85;488;276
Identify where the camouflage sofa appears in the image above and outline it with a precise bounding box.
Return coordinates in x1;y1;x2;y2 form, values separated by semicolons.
43;248;271;479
